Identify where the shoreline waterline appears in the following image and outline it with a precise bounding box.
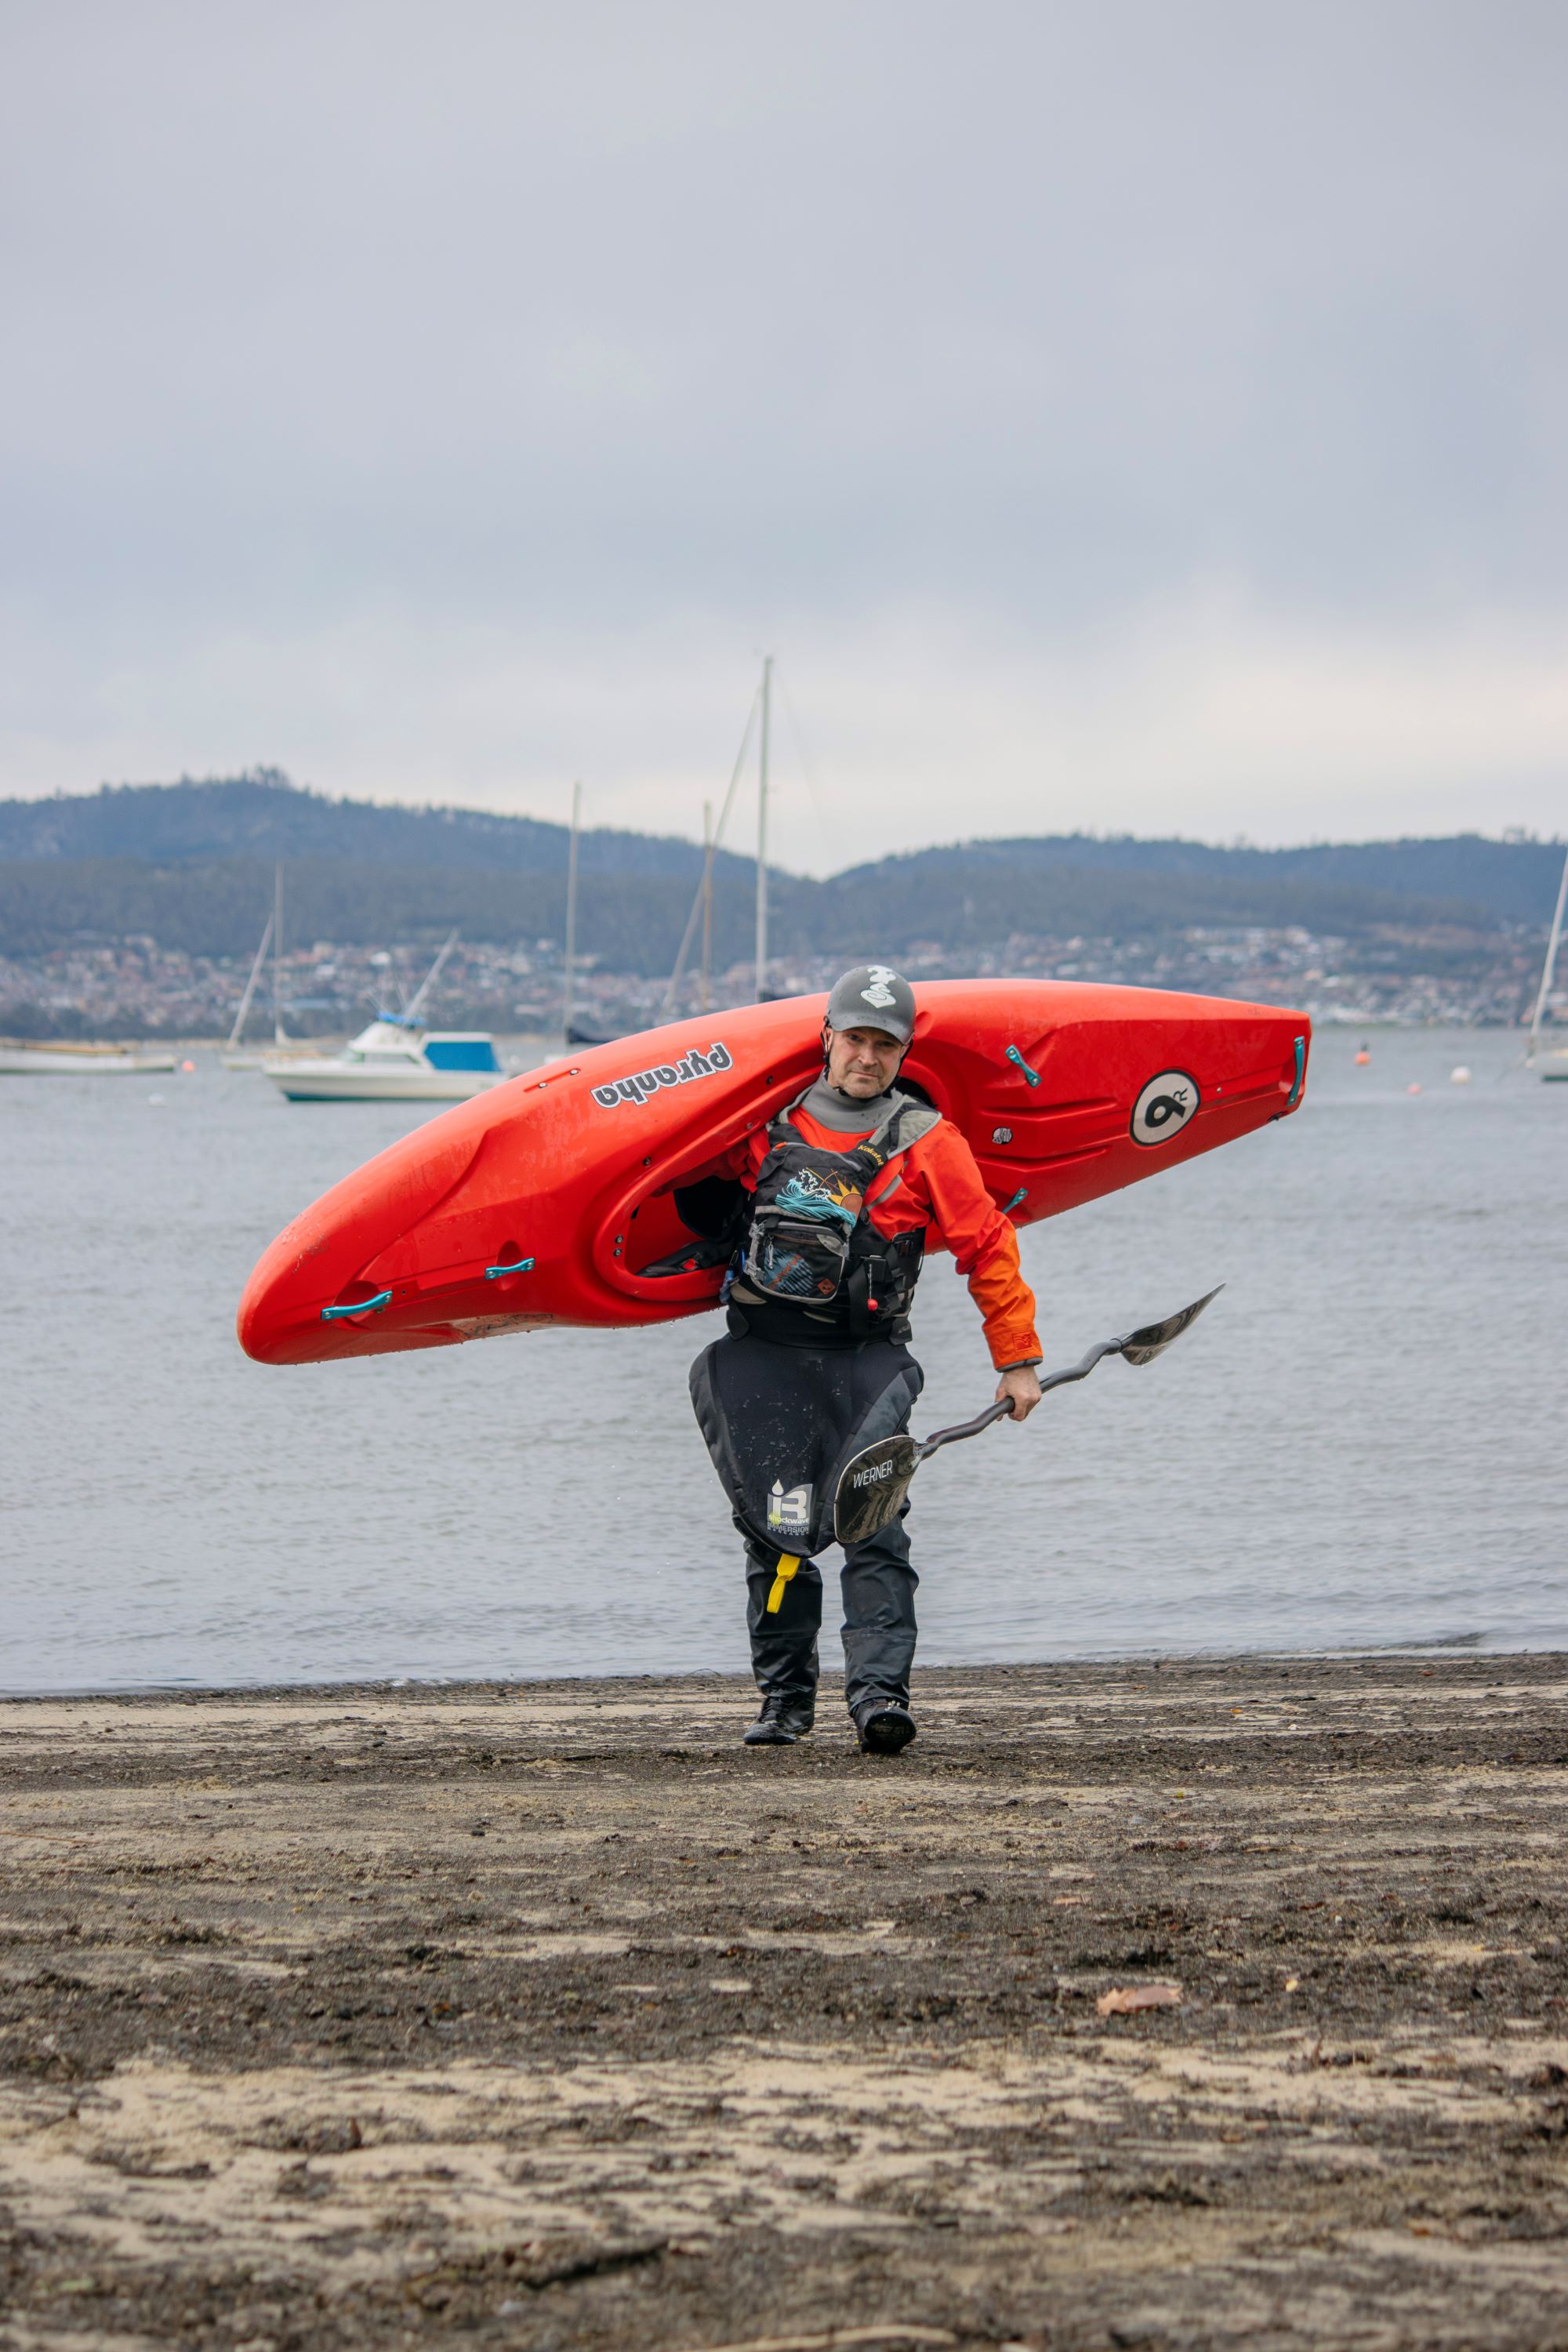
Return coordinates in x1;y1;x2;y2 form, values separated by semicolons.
2;1635;1562;1706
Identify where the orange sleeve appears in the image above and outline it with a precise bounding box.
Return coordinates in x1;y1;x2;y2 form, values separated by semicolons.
909;1122;1042;1370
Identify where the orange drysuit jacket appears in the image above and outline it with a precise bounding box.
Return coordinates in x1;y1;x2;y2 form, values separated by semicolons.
699;1100;1042;1370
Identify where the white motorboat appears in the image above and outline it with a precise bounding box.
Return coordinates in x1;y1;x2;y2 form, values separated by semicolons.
263;1018;509;1102
0;1040;177;1075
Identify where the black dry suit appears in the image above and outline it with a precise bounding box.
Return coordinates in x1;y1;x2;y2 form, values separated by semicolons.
688;1085;940;1719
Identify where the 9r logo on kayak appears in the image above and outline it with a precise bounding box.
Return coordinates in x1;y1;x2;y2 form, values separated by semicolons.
591;1041;734;1109
1131;1069;1200;1146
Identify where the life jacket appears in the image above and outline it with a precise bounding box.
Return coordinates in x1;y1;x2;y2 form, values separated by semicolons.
728;1086;940;1348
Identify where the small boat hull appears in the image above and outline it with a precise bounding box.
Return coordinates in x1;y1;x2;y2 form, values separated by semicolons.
238;979;1311;1368
0;1044;176;1075
265;1062;508;1102
261;1019;509;1102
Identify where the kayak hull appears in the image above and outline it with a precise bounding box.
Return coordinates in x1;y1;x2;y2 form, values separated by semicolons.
237;980;1309;1367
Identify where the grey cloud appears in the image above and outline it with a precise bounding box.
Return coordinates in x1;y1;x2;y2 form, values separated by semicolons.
0;0;1564;836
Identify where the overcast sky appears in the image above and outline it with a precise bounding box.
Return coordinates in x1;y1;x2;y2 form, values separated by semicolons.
2;1;1564;872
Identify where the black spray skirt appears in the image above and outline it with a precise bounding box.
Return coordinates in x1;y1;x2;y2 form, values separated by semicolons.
689;1327;924;1560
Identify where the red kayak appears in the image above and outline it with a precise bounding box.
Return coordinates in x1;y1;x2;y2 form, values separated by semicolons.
237;980;1309;1367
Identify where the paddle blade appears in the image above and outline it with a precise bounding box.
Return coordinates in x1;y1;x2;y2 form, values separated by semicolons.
833;1434;920;1547
1118;1285;1223;1367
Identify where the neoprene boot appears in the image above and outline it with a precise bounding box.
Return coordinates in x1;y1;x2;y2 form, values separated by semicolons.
743;1697;816;1747
742;1541;822;1740
854;1701;917;1756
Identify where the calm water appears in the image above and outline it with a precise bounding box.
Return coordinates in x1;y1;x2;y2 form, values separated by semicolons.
2;1030;1563;1690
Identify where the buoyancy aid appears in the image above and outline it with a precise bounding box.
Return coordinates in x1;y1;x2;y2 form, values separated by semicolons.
727;1085;940;1348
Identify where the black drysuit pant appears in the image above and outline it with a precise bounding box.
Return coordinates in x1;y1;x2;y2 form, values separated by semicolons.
689;1328;924;1716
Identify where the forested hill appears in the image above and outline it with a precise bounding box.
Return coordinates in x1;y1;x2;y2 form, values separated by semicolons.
0;771;1562;971
832;833;1567;929
0;770;752;882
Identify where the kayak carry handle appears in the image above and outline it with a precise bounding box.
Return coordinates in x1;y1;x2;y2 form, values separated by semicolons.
485;1255;535;1279
1004;1044;1041;1087
321;1289;391;1322
1286;1035;1306;1109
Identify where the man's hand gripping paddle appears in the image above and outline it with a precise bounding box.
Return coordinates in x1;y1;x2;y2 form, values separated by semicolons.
832;1287;1223;1547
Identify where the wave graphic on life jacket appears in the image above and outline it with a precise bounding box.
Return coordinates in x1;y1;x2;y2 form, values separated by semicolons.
773;1170;860;1229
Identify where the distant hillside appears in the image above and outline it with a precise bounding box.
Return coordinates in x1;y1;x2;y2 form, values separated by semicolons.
0;857;728;970
0;852;1511;977
0;770;755;884
832;833;1568;928
805;858;1494;956
0;773;1560;971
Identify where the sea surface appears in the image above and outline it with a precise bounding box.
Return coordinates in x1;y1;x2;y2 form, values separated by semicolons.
2;1028;1563;1691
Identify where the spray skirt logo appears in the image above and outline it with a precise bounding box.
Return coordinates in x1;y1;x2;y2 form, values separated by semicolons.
591;1040;733;1109
767;1480;812;1534
1131;1069;1200;1147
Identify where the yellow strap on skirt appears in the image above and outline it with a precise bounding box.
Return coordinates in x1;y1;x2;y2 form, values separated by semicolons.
765;1554;801;1615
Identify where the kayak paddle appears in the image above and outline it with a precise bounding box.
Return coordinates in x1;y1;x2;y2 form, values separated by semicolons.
832;1285;1223;1546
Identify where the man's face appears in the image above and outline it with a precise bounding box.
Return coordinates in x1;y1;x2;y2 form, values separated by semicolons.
827;1024;903;1098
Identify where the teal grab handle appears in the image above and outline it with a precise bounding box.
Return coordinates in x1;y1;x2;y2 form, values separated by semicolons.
1005;1044;1041;1087
1001;1185;1028;1214
485;1256;535;1279
1286;1035;1306;1109
321;1289;391;1322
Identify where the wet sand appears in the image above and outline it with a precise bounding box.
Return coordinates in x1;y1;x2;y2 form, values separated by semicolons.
2;1655;1566;2350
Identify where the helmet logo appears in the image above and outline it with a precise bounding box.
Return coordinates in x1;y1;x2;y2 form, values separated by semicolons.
860;965;898;1010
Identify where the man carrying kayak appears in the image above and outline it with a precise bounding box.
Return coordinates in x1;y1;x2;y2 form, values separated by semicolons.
682;966;1041;1755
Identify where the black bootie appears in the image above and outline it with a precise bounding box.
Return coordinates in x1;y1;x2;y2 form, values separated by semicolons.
743;1696;815;1747
854;1701;916;1755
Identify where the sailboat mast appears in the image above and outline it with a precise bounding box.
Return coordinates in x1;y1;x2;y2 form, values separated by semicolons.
271;862;285;1044
404;929;459;1025
1526;842;1568;1064
701;799;714;1013
754;654;772;1000
563;780;582;1042
659;688;758;1018
227;913;274;1051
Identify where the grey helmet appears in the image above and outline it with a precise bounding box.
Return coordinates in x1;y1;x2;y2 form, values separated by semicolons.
824;964;916;1047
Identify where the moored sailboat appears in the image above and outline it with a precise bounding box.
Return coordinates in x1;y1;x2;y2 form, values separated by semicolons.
222;865;315;1069
0;1040;176;1075
1526;844;1568;1082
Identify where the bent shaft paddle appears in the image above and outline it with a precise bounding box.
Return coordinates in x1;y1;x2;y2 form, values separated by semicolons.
832;1285;1223;1546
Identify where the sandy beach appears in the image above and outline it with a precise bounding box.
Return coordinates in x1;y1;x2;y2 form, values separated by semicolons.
2;1655;1566;2350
